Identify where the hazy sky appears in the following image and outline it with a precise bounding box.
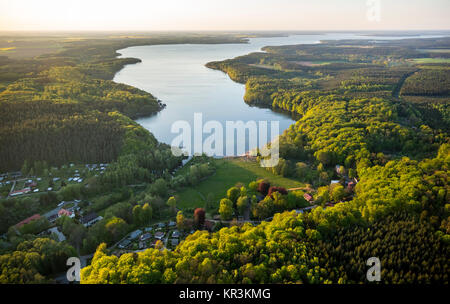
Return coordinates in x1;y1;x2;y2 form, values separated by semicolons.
0;0;449;31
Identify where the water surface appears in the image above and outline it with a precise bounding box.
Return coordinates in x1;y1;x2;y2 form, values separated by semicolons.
114;33;444;155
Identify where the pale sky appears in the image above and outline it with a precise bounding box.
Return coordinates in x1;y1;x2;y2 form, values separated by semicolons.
0;0;449;31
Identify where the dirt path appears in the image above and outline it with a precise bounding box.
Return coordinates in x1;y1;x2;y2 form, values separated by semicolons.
392;69;418;99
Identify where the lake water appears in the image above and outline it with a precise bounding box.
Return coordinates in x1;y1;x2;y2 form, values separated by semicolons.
114;33;444;156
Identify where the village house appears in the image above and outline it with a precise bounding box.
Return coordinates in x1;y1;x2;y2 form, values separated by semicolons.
47;214;58;223
15;214;41;228
80;212;103;227
140;233;152;241
9;187;31;197
118;239;131;249
25;180;37;188
129;229;143;240
303;193;314;203
58;208;75;218
155;231;165;240
10;171;22;179
46;227;66;242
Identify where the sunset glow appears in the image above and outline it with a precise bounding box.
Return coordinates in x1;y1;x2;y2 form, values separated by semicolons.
0;0;449;31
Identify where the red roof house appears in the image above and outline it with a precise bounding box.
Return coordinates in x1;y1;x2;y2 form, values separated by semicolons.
15;214;41;228
304;193;314;203
9;188;31;197
58;208;74;218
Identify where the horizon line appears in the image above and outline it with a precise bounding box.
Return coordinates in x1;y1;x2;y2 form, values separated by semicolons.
1;29;450;33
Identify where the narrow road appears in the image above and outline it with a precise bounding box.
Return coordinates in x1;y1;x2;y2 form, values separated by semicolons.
8;180;16;195
392;69;418;99
79;253;95;268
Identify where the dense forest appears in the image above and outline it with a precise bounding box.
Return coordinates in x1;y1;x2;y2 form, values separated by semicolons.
82;144;449;283
0;46;162;171
81;210;448;284
0;238;76;283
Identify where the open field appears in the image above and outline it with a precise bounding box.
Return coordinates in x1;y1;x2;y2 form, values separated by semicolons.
175;158;304;210
0;38;65;58
411;58;450;64
418;48;450;53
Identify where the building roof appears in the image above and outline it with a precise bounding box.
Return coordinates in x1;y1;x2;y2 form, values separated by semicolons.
155;231;165;239
48;227;66;242
303;193;313;201
140;233;151;241
80;212;99;224
10;188;31;196
58;208;73;217
10;171;22;177
118;239;131;248
129;229;142;239
15;214;41;228
48;214;58;222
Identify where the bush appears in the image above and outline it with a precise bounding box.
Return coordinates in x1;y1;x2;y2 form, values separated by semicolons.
194;208;205;229
267;186;288;197
257;181;270;196
219;199;233;221
237;196;249;215
226;187;240;203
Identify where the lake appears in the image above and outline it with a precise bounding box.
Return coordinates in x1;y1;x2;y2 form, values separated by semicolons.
114;32;444;156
